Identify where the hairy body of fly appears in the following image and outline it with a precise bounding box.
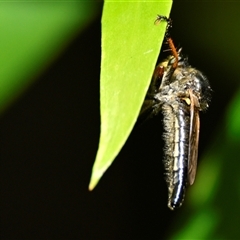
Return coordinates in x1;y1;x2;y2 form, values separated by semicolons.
140;50;211;210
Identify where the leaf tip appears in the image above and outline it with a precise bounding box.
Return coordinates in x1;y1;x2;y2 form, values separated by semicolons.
88;179;97;191
88;166;106;191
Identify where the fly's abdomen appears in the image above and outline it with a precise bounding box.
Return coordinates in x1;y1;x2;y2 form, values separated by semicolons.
162;102;190;210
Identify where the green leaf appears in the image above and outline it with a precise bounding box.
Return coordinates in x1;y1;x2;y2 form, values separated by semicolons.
0;2;97;113
89;1;172;190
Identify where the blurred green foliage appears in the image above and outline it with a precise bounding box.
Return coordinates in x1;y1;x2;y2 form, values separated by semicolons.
2;1;240;239
0;2;97;113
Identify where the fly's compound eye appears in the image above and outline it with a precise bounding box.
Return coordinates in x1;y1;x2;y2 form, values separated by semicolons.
192;75;202;93
190;71;211;110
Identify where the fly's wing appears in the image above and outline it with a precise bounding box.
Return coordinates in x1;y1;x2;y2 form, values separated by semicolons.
188;90;200;185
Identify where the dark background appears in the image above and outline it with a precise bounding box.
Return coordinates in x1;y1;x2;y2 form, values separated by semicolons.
1;2;240;239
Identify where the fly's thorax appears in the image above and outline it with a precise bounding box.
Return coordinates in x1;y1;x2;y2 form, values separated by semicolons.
167;66;211;111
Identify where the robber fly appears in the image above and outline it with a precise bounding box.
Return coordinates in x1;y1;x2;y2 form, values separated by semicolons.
140;15;211;210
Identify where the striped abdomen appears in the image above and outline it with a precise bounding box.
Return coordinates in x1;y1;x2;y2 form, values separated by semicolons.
162;101;190;210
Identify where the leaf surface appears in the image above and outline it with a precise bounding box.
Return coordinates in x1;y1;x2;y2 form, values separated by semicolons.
89;1;172;189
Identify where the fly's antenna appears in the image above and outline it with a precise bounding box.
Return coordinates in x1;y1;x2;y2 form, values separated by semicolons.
155;15;178;69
